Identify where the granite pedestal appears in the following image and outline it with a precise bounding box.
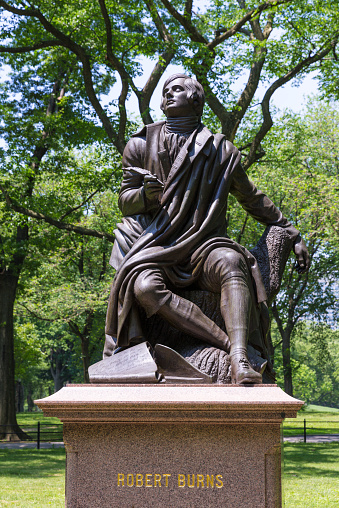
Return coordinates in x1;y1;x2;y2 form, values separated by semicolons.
36;384;303;508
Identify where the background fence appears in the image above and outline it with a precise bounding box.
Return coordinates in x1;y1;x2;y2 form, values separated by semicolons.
2;419;339;447
0;423;63;448
283;419;339;442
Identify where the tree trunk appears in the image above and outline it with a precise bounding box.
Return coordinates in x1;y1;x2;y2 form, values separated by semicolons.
81;337;90;383
282;329;293;396
0;273;27;440
50;348;65;393
53;370;64;393
16;380;25;413
27;387;34;412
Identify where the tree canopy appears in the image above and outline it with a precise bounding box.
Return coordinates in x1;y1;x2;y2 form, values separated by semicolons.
1;0;338;158
0;1;339;432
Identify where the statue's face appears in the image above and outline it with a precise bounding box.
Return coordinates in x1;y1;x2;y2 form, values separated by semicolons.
162;78;195;117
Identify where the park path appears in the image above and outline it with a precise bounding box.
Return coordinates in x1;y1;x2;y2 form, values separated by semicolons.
0;441;64;449
284;434;339;443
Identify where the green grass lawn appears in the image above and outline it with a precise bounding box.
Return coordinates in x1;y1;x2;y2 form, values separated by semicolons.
283;404;339;437
16;412;61;427
284;443;339;507
0;449;65;507
300;404;339;414
0;443;338;507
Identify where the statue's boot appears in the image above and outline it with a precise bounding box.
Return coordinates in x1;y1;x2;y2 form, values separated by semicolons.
221;276;262;384
158;294;230;352
229;346;262;384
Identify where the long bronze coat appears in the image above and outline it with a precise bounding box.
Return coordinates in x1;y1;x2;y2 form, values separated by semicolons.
105;121;298;349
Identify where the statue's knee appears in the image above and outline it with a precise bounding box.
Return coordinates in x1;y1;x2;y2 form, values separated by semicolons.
212;248;247;278
223;250;243;269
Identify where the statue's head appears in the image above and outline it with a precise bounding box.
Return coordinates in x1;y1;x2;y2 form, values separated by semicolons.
160;74;205;118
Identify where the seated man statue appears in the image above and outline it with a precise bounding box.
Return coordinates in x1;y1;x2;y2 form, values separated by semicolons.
104;74;310;384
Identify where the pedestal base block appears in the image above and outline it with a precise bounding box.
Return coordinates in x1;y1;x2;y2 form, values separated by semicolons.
36;385;303;508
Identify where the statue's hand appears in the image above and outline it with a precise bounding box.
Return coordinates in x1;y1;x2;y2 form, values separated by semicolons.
143;174;164;202
293;236;310;274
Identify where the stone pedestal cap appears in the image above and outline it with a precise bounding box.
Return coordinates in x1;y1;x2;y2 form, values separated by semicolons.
35;384;303;423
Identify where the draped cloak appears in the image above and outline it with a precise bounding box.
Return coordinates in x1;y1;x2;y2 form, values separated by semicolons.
105;121;299;350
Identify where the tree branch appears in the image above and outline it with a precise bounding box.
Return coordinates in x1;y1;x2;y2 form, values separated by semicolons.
0;40;61;53
293;309;308;324
184;0;193;18
228;13;274;141
243;35;339;169
134;0;175;124
98;0;131;144
271;301;285;336
237;213;249;243
83;309;94;338
195;71;234;130
59;189;101;221
138;50;175;124
208;0;291;50
17;302;55;322
145;0;173;43
68;320;82;338
160;0;208;44
0;0;37;16
0;186;115;243
196;6;275;139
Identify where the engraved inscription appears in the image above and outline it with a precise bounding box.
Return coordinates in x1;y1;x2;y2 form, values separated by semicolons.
117;474;171;488
117;474;223;489
177;474;223;488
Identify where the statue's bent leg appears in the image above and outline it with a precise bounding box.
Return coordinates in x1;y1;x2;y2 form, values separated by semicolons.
201;248;262;384
134;269;229;351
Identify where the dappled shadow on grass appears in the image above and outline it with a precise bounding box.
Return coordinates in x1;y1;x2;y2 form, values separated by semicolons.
284;443;339;479
0;449;66;479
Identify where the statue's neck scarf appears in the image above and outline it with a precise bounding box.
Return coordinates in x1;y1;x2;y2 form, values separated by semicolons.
165;116;200;135
164;116;200;165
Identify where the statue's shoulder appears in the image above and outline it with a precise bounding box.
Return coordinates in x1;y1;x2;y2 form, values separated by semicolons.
123;121;165;163
123;135;146;161
203;128;239;158
131;120;165;138
201;124;239;155
224;138;240;157
214;133;238;154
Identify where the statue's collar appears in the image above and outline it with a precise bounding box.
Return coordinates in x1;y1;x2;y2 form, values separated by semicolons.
165;116;200;136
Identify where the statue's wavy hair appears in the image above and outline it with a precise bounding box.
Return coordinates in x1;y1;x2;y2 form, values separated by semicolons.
160;74;205;117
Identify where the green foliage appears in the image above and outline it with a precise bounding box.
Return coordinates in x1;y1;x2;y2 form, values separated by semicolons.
14;188;122;387
1;0;338;150
272;320;339;406
293;322;339;406
14;320;52;401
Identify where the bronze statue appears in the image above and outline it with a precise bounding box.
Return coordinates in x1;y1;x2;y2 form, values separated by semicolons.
103;74;310;384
